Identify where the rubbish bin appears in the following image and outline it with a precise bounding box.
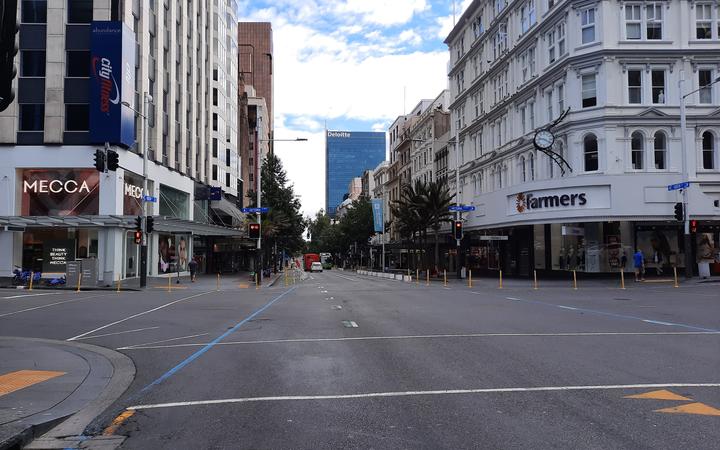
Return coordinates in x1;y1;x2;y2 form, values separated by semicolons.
698;261;711;279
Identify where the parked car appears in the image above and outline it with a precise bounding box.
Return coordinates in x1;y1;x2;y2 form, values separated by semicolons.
310;262;323;272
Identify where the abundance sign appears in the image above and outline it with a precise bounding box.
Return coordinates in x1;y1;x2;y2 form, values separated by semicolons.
42;240;75;274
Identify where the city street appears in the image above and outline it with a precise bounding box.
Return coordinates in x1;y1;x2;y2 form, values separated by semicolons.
1;272;719;449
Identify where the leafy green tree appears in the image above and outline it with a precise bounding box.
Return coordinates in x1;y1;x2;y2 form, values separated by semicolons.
417;180;455;271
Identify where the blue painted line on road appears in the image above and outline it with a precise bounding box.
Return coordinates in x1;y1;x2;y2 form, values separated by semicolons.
500;296;719;332
140;287;297;393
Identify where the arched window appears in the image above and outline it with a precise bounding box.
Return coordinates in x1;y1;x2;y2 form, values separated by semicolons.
520;156;527;182
584;134;599;172
529;152;535;180
497;164;503;188
653;131;667;170
473;175;478;195
703;131;715;170
631;131;644;170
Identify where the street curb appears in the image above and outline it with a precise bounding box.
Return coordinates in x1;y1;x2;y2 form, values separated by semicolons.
0;337;135;450
266;274;282;287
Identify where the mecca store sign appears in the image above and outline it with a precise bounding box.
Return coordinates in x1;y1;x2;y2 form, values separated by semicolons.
123;171;144;215
21;169;100;216
507;185;611;216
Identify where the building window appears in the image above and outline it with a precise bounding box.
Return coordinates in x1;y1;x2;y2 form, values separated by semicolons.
20;50;45;77
66;51;90;77
529;152;535;180
654;131;667;170
521;0;536;34
21;0;47;23
584;134;598;172
696;4;714;40
699;70;714;104
546;90;553;122
557;83;565;113
19;104;44;131
493;23;508;59
625;4;642;39
528;100;535;129
226;172;231;188
702;131;715;170
652;70;666;104
67;0;93;24
646;3;663;39
472;12;484;39
581;74;597;108
212;165;218;181
628;70;642;104
520;105;526;134
520;156;527;182
581;7;596;44
65;104;89;131
547;22;566;63
631;131;644;170
625;3;663;40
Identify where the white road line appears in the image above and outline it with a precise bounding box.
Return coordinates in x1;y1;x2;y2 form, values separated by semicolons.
127;382;720;410
558;305;578;310
66;291;213;341
506;297;521;301
118;331;720;350
332;273;358;282
117;332;210;350
74;326;160;340
1;292;62;299
643;319;676;326
0;293;113;318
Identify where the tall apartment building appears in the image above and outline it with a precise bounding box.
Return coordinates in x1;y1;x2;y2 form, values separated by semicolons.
0;0;241;284
445;0;720;277
238;22;272;205
409;90;451;186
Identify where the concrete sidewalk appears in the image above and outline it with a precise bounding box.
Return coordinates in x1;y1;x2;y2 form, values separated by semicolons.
0;337;134;450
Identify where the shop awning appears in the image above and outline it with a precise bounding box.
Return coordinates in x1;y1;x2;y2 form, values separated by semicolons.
0;215;244;237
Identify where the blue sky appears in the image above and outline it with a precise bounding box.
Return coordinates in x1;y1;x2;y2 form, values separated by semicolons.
237;0;472;216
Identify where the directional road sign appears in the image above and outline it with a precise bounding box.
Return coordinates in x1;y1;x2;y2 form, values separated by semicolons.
449;205;476;212
667;182;690;192
143;195;157;203
479;235;509;241
241;207;270;214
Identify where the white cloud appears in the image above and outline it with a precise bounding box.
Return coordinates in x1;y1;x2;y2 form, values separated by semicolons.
436;0;474;40
334;0;429;26
371;122;388;132
399;29;422;46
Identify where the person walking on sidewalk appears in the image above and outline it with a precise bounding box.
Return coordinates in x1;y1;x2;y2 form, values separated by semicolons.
188;258;198;282
633;249;645;282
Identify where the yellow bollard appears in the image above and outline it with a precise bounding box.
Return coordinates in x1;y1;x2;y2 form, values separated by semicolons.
498;270;503;289
416;269;419;285
29;271;34;291
468;270;472;288
572;270;578;290
76;272;81;293
117;276;121;293
255;272;259;290
444;269;447;287
426;270;430;286
620;269;626;290
533;270;538;290
673;266;679;288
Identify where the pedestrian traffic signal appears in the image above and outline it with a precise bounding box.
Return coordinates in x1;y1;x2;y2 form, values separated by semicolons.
145;216;154;234
673;202;683;222
248;222;260;239
134;230;142;244
93;149;106;172
134;216;142;232
106;149;120;171
690;220;697;233
454;220;463;240
0;0;19;112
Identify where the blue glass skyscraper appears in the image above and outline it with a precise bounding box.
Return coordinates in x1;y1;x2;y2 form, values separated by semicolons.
326;130;386;217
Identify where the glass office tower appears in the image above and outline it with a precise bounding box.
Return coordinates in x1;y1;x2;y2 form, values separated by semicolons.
326;130;386;217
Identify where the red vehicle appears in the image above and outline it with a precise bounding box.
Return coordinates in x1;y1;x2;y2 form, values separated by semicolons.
303;253;320;271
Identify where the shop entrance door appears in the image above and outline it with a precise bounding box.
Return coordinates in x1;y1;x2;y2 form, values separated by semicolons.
125;232;139;278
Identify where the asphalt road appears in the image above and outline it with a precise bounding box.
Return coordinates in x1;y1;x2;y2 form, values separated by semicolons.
1;272;719;449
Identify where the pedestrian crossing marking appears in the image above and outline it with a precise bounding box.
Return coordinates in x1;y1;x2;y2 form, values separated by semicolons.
0;370;66;397
623;389;691;401
655;402;720;416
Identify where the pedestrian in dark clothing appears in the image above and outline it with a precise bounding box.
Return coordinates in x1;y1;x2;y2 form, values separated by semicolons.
188;258;198;282
633;249;645;282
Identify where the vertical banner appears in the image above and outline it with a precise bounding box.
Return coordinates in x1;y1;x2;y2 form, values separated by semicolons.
89;21;136;148
371;199;384;233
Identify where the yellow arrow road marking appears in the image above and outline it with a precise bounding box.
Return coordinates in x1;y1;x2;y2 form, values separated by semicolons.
655;402;720;416
0;370;66;397
624;389;691;401
103;409;136;435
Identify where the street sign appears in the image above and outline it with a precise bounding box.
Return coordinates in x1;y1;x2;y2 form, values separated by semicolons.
241;207;270;213
667;181;690;191
143;195;157;203
449;205;476;212
479;235;509;241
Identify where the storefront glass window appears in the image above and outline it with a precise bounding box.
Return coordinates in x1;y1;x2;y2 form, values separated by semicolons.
159;185;190;219
533;225;545;269
635;225;683;275
158;233;191;273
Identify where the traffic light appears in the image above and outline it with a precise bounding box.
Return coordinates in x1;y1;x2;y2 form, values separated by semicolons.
134;216;142;232
0;0;19;112
248;222;260;239
134;231;142;244
93;149;106;172
454;220;463;240
106;149;120;171
673;202;683;222
690;220;697;233
145;216;154;234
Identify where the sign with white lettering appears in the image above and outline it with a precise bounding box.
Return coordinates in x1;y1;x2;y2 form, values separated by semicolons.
21;169;100;216
327;131;352;138
507;185;611;216
123;171;143;215
42;240;75;274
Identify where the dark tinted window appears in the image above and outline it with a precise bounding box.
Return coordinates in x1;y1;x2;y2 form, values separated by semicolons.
65;104;89;131
66;51;90;77
21;51;46;77
22;0;47;23
19;104;45;131
67;0;93;23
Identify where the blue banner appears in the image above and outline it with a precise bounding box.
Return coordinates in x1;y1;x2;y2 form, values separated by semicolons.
371;199;383;233
89;21;136;148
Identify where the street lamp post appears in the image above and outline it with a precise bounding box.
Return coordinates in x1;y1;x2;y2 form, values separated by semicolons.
678;71;720;279
122;92;152;288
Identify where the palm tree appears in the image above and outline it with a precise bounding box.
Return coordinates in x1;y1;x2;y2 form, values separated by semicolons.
416;180;455;272
392;180;428;270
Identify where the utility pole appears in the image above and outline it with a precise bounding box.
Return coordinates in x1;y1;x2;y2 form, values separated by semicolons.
140;93;152;288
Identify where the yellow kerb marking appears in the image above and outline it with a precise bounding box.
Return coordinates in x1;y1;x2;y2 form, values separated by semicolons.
152;285;188;290
103;409;136;435
238;283;250;289
0;370;66;397
655;402;720;416
624;389;691;401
